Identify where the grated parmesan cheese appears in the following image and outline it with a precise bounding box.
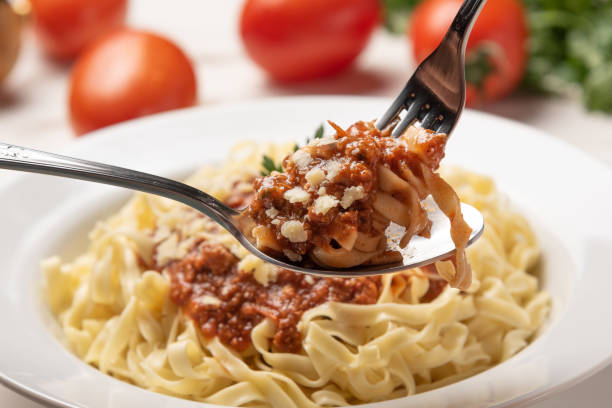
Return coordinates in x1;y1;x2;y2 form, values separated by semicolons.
325;160;342;181
155;233;181;266
239;254;278;286
312;136;336;146
313;195;339;215
284;187;311;204
292;150;312;170
265;207;279;218
340;186;366;209
193;295;221;306
280;220;308;242
305;167;325;187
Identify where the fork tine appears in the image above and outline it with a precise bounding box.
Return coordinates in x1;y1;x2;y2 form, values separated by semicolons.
376;84;415;130
378;0;487;139
391;101;422;137
435;114;455;134
376;101;401;130
420;107;444;131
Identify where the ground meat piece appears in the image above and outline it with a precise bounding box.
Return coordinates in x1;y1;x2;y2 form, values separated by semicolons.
164;241;381;352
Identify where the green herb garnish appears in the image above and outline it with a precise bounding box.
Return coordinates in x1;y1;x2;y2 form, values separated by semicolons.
293;123;325;151
305;123;324;145
260;155;284;176
262;124;326;175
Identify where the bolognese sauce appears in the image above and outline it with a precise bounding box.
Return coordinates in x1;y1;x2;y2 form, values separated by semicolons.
164;240;381;352
248;120;449;266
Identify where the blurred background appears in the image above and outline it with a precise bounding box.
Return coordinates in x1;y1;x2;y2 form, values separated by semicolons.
1;0;612;165
1;0;612;406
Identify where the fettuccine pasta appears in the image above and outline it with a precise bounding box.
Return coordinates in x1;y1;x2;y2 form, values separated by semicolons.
44;141;550;407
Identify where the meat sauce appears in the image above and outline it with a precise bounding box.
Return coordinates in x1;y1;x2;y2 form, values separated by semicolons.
248;120;447;258
249;127;379;255
165;241;381;352
162;240;448;353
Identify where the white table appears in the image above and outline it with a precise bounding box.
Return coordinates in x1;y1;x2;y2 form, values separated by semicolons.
2;1;612;406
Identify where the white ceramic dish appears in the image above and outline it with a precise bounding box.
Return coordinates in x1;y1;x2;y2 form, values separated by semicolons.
1;96;611;408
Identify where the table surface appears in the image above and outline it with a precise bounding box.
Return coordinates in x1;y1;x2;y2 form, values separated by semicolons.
2;1;612;406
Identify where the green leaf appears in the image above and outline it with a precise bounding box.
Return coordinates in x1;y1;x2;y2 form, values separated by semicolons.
584;63;612;113
260;155;283;176
381;0;419;34
465;47;494;90
302;123;325;147
521;0;612;113
314;124;324;139
261;124;324;176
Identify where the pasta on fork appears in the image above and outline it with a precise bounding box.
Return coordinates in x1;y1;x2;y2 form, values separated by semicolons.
248;120;473;289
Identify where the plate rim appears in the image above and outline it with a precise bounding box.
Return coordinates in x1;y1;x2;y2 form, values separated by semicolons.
2;95;612;408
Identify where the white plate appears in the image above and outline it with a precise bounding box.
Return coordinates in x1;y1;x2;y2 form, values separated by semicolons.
1;96;611;408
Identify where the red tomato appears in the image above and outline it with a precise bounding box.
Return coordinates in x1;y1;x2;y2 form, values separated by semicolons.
408;0;527;105
69;29;197;135
30;0;127;60
240;0;381;82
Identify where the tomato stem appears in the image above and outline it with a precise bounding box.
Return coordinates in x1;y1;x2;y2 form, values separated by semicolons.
465;47;494;90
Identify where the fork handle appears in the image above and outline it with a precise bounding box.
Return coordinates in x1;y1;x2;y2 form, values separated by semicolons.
450;0;487;39
0;142;240;228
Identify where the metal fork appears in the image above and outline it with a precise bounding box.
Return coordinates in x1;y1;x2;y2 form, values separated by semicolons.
377;0;487;136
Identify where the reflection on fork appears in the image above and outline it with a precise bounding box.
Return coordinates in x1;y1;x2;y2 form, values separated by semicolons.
377;0;487;136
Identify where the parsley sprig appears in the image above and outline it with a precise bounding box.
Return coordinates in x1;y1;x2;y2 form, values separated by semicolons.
260;155;284;176
293;123;324;152
306;124;325;144
261;124;324;176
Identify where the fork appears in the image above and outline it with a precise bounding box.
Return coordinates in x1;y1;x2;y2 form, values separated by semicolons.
377;0;487;136
0;0;488;278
